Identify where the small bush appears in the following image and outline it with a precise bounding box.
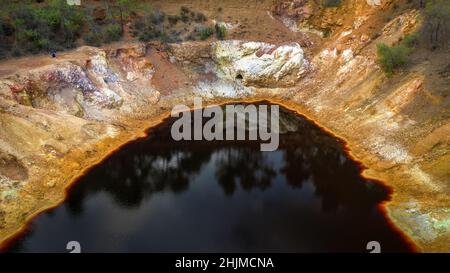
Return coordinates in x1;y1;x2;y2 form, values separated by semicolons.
137;29;161;42
131;10;166;42
180;6;190;23
168;30;182;43
84;32;103;47
180;13;190;23
322;27;332;38
6;0;84;53
180;6;190;14
195;12;207;23
105;24;122;42
422;0;450;48
159;31;177;44
401;33;418;48
168;15;180;26
186;32;197;41
215;24;227;40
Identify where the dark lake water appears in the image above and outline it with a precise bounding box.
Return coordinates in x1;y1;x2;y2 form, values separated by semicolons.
6;104;413;252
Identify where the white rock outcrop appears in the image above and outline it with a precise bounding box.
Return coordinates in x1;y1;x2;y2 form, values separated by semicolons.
212;40;308;87
367;0;382;6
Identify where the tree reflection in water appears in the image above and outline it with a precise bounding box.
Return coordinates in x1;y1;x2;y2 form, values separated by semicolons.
7;104;413;253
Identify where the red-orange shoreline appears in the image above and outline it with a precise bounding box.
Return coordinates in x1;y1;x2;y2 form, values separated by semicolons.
0;98;419;252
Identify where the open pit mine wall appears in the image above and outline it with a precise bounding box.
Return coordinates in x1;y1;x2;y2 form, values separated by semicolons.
0;0;449;252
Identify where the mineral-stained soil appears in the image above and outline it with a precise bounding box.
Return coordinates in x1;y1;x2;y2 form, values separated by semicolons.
0;0;449;252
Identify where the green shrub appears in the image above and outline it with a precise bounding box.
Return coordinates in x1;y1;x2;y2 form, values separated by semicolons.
195;12;207;23
186;32;198;41
422;0;450;48
149;10;165;25
12;48;22;57
137;29;161;42
376;42;413;76
180;6;190;15
184;26;213;41
0;1;216;57
159;31;177;44
401;33;418;48
8;0;84;52
131;10;165;42
168;15;180;26
105;23;122;42
199;27;214;40
215;24;226;40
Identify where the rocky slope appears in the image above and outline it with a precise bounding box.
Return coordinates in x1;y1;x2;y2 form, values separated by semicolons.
0;0;449;252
